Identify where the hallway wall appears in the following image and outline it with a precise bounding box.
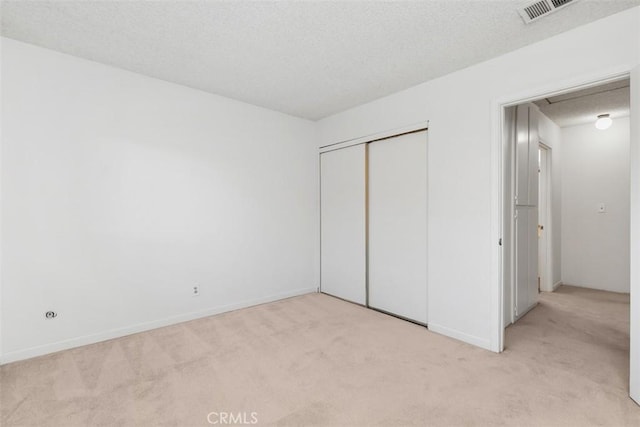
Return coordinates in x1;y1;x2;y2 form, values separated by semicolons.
561;117;630;293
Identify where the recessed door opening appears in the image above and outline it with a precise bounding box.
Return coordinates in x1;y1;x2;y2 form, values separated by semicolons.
500;76;635;404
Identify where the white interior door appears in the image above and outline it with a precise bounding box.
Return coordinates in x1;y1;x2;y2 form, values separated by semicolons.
515;206;537;316
515;105;531;206
368;131;428;324
514;104;539;319
320;145;366;304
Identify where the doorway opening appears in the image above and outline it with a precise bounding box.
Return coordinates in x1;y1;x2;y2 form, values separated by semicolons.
504;78;631;327
498;75;635;403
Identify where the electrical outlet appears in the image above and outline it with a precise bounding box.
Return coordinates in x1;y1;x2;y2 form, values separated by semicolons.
192;286;200;296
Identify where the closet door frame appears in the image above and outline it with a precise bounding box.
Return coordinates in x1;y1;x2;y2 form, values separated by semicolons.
319;121;429;322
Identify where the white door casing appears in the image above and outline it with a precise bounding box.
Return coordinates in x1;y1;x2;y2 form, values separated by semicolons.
538;145;553;293
629;65;639;405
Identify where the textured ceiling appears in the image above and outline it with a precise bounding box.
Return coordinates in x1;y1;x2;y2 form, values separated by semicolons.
2;1;639;120
534;79;630;127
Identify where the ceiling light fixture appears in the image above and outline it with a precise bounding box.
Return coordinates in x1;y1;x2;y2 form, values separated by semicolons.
595;114;612;130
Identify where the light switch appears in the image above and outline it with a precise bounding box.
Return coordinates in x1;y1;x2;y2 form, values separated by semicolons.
598;203;606;213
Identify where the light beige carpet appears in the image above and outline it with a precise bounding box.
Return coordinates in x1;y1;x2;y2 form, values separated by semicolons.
1;285;638;426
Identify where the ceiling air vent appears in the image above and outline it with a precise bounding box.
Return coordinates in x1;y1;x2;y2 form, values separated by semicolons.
518;0;579;24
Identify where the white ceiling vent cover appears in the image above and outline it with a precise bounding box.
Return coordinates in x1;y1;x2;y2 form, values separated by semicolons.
518;0;579;24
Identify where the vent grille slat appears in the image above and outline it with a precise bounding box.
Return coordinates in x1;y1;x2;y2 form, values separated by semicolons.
551;0;573;7
518;0;579;24
525;1;551;19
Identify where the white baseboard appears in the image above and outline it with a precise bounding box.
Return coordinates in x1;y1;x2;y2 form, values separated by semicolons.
0;286;316;365
552;281;562;291
428;323;491;351
561;282;629;294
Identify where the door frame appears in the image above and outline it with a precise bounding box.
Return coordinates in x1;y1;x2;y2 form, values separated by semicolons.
490;66;638;403
319;120;430;321
538;143;553;293
490;66;635;350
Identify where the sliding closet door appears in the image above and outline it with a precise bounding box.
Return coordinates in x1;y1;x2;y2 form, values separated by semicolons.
320;145;366;304
368;131;428;323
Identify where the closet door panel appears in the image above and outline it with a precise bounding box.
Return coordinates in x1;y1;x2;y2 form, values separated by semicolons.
527;206;539;308
368;131;428;323
528;106;540;206
320;145;366;304
515;104;531;206
515;205;538;318
514;206;530;316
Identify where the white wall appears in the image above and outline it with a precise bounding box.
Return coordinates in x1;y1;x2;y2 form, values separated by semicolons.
0;38;318;363
561;117;630;293
1;9;639;363
538;113;562;288
318;8;639;349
